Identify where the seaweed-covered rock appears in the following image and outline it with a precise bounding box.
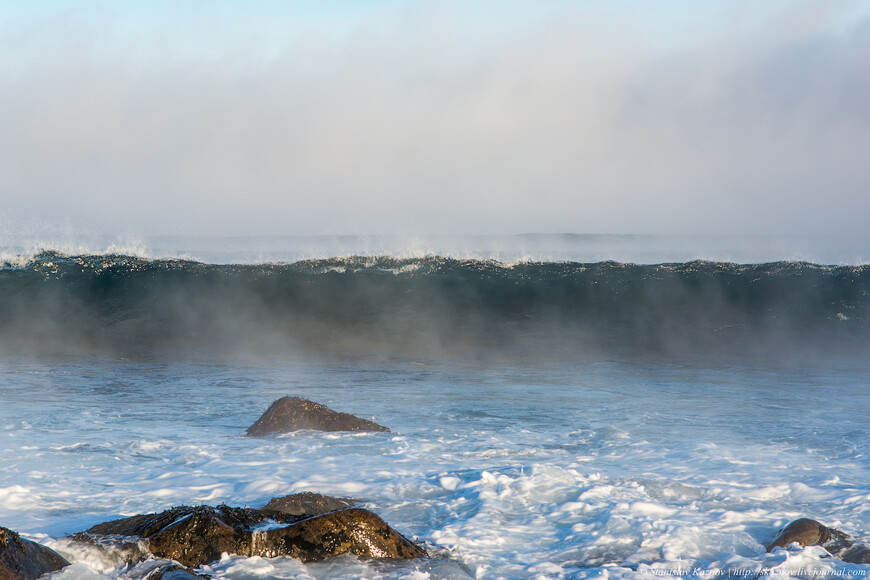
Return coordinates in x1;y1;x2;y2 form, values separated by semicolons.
73;500;425;567
262;492;354;517
766;518;851;553
0;525;69;580
252;508;427;562
245;397;390;436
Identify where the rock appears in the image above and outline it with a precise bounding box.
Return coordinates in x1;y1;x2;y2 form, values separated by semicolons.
767;519;870;564
245;396;390;436
69;532;147;567
76;505;292;568
144;563;209;580
73;500;425;567
126;559;210;580
840;544;870;565
252;508;427;562
0;525;69;580
262;492;355;517
766;518;852;553
80;505;280;538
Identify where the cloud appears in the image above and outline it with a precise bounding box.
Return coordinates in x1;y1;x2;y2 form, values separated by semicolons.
1;1;868;237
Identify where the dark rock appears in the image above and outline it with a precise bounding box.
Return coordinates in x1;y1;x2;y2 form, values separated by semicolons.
146;563;209;580
66;530;147;567
767;519;870;564
81;505;283;538
0;525;69;580
841;544;870;564
74;501;425;567
262;492;354;518
245;396;390;436
252;508;427;562
76;505;296;568
126;559;211;580
766;518;852;553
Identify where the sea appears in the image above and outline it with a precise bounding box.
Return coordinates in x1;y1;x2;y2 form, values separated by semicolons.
0;234;868;580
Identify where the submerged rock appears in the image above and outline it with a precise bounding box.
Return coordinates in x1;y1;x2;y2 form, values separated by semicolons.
766;518;870;563
73;499;425;567
262;492;355;517
245;396;390;436
840;544;870;564
126;559;210;580
146;564;209;580
150;566;206;580
0;525;69;580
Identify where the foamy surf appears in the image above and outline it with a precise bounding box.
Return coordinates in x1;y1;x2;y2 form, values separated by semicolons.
1;354;868;578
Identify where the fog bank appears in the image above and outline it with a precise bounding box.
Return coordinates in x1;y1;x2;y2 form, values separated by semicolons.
1;1;868;238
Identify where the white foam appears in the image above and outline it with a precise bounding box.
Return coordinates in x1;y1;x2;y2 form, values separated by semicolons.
0;358;868;578
0;485;38;510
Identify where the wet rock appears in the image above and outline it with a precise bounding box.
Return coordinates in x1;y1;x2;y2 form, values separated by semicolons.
65;531;148;568
126;559;210;580
840;544;870;565
765;517;870;563
81;505;281;538
0;525;69;580
245;396;390;436
253;508;427;562
74;501;425;567
145;563;209;580
262;492;355;518
766;518;852;553
76;505;295;568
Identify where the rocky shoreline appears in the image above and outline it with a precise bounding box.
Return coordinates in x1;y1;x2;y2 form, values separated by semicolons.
2;398;869;578
4;512;869;579
72;498;426;567
2;492;427;579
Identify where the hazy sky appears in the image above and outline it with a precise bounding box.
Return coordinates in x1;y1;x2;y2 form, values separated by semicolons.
1;1;868;238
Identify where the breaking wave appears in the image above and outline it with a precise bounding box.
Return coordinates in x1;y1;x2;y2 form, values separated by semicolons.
1;251;867;360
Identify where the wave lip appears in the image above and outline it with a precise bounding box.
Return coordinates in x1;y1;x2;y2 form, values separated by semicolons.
4;233;869;266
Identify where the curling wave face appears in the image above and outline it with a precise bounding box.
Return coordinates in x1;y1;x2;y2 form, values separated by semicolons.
0;251;867;360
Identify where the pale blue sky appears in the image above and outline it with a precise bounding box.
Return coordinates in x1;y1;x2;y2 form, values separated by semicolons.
1;1;869;238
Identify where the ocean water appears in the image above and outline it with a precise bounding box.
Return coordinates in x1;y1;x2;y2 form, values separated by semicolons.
0;236;868;579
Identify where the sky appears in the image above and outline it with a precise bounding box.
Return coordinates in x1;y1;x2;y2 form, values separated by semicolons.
1;0;869;239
